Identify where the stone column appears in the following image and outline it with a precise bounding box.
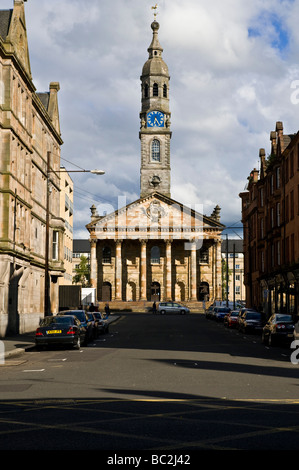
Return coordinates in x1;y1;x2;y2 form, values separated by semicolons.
165;239;172;300
190;240;197;300
90;239;98;291
115;239;122;300
140;239;147;300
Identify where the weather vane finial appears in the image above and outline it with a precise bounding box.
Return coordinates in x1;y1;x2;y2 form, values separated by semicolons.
151;4;158;20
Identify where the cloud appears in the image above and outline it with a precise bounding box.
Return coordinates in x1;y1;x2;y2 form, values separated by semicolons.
4;0;299;238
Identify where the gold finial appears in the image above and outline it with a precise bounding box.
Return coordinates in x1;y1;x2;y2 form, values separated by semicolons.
151;4;158;20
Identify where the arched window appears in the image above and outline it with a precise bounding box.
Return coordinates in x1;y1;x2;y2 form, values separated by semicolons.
163;84;167;98
151;246;160;264
153;83;158;97
102;246;111;263
151;139;160;161
144;84;149;98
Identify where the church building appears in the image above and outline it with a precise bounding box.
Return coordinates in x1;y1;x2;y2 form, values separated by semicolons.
86;19;224;305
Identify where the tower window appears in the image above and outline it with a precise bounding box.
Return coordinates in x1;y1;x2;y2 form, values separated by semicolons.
144;84;149;98
151;139;160;161
163;84;167;98
153;83;158;97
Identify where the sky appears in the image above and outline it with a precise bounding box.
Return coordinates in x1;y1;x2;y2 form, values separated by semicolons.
4;0;299;239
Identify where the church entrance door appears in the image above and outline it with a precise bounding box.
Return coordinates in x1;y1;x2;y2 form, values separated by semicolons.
102;282;112;301
151;282;160;301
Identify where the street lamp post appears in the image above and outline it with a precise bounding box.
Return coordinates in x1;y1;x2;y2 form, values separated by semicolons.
44;151;104;316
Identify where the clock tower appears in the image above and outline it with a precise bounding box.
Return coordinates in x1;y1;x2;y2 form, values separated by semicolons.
140;20;171;198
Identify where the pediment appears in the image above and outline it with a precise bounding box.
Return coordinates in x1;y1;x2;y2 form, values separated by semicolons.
87;192;224;241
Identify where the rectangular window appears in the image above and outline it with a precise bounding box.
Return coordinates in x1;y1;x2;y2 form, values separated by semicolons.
290;151;294;178
276;166;280;189
277;241;280;265
52;231;58;260
276;202;280;226
290;190;294;220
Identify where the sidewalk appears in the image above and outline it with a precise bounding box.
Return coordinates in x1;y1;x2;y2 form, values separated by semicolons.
1;315;119;360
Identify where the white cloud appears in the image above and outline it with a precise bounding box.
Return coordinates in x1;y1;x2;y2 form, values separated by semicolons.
3;0;299;237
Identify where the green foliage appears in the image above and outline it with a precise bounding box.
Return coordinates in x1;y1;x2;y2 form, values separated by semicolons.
73;255;90;287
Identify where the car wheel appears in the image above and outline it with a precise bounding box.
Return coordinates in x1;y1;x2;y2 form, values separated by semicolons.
160;310;166;314
180;310;186;315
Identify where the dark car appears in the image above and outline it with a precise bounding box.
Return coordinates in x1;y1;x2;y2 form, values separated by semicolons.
60;309;93;343
238;311;263;334
262;314;294;346
213;307;231;322
87;312;99;339
205;306;215;319
35;315;86;350
224;310;239;328
93;312;109;334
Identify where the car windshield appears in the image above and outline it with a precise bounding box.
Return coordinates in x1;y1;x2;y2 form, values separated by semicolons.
276;314;292;322
230;311;239;316
40;316;73;327
65;311;86;322
246;312;261;319
218;308;230;312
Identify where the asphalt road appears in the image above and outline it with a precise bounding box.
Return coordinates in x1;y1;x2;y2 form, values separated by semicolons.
1;312;299;455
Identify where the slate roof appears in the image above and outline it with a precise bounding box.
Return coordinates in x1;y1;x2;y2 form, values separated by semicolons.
221;239;243;253
0;9;12;41
73;239;90;253
36;92;50;112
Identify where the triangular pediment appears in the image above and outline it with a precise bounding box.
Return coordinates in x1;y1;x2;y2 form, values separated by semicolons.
87;192;224;241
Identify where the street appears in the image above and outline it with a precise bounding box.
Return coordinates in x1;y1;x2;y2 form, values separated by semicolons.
1;313;299;454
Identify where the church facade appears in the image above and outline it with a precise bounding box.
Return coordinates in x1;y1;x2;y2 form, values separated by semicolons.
86;20;224;304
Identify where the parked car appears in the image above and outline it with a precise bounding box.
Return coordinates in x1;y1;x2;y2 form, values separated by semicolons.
60;309;93;344
238;310;264;334
87;312;99;339
262;314;294;346
93;312;109;334
224;310;240;328
157;302;190;315
35;315;87;350
205;305;215;319
213;307;231;322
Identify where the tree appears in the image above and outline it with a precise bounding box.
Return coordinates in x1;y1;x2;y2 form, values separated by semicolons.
73;255;90;287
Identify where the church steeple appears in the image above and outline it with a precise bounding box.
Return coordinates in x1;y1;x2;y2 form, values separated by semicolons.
139;18;171;199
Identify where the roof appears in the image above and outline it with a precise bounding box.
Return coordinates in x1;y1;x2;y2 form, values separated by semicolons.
73;239;90;253
36;92;50;112
221;239;243;253
0;9;12;41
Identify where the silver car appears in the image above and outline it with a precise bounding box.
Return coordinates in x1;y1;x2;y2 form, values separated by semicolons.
157;302;190;315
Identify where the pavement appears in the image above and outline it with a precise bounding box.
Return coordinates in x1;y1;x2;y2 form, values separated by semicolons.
0;314;119;361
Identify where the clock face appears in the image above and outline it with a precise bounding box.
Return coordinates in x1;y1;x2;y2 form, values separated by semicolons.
147;111;164;128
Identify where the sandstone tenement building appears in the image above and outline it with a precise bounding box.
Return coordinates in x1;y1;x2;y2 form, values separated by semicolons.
240;121;299;317
0;1;65;335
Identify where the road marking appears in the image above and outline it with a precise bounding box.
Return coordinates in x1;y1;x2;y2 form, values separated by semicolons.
22;369;45;372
